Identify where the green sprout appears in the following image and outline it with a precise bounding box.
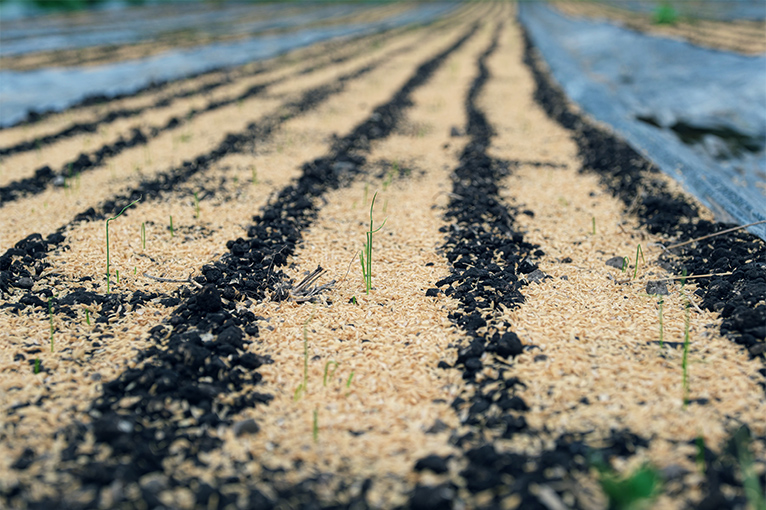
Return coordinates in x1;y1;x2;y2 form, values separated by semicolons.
622;257;629;272
141;222;146;250
294;307;317;401
169;215;175;237
323;361;339;387
359;192;386;295
194;192;200;219
48;296;55;352
592;216;596;235
383;161;399;190
350;295;358;305
115;269;120;284
633;244;645;280
34;358;40;374
313;409;319;443
106;197;140;294
682;295;691;408
85;307;91;326
657;297;664;349
251;165;258;185
346;370;354;388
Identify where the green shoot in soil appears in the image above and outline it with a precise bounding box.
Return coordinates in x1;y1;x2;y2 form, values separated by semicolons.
251;165;258;185
592;216;596;235
34;358;40;374
169;215;175;237
294;307;317;401
85;307;91;326
682;269;690;409
350;295;357;305
115;269;120;284
383;161;399;190
106;197;140;294
346;370;354;389
359;192;386;295
48;296;54;352
657;297;664;349
323;361;339;387
313;409;319;443
633;244;645;280
622;257;629;272
194;191;200;219
141;222;146;250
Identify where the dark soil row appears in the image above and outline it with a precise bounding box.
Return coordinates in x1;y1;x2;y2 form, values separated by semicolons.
0;29;433;208
1;22;480;510
0;30;414;342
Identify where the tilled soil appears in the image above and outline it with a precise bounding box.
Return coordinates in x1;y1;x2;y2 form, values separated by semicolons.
1;4;765;510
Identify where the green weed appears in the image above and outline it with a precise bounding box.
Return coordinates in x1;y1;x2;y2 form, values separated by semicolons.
592;454;662;510
251;165;258;185
169;215;175;237
33;358;40;374
141;222;146;250
359;192;386;295
85;307;91;326
106;197;140;294
654;2;678;24
592;216;596;235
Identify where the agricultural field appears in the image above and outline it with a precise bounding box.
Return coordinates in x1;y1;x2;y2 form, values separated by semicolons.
1;2;765;509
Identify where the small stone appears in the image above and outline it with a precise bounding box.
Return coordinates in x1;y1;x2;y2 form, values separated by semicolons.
526;269;549;284
426;419;449;434
414;454;449;474
606;256;626;269
15;277;34;289
52;175;66;187
748;343;766;357
233;418;260;437
646;280;669;295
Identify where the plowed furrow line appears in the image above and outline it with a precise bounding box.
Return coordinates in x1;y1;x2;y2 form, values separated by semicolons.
0;14;485;508
0;11;443;159
0;26;433;205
